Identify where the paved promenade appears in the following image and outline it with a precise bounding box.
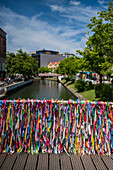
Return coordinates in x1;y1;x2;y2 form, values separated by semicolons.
0;80;33;98
0;153;113;170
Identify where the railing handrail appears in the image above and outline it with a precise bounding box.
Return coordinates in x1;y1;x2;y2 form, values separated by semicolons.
0;99;113;105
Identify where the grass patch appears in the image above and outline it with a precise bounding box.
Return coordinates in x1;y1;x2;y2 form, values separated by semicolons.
61;79;66;84
61;79;100;101
61;79;75;86
80;89;100;101
46;77;57;80
68;83;78;91
65;81;74;86
51;77;57;80
68;81;97;101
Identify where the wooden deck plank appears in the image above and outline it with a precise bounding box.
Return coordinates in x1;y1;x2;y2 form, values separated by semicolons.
1;152;113;170
91;154;107;170
1;153;17;170
81;155;96;170
0;154;7;168
37;153;48;170
60;153;72;170
49;153;60;170
101;155;113;170
12;153;28;170
70;154;84;170
25;153;38;170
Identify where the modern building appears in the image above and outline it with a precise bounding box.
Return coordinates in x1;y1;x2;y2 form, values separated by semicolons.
48;62;60;71
61;52;74;58
31;49;65;68
0;28;7;79
28;51;36;56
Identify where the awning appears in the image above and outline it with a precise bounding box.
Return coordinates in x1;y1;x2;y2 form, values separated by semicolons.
82;72;90;74
92;73;98;75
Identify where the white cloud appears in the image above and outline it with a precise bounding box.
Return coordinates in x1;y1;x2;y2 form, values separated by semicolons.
49;3;100;24
98;0;106;5
0;0;109;57
49;5;66;12
70;1;81;6
0;7;86;54
98;0;109;9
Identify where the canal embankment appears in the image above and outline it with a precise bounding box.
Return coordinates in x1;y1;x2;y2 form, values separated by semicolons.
60;80;87;101
34;77;58;81
0;79;33;99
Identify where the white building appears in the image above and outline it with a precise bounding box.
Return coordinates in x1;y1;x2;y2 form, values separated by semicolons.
61;53;74;58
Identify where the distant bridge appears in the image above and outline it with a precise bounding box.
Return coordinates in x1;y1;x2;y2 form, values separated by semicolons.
39;73;61;77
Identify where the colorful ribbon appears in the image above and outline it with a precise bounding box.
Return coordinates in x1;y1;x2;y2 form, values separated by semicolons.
0;99;113;155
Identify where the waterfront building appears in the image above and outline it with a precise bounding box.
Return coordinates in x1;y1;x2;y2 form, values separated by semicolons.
28;51;36;56
0;28;7;79
31;49;65;68
48;62;60;71
61;52;74;58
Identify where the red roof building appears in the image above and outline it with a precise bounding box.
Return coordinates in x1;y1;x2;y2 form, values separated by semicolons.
48;62;60;71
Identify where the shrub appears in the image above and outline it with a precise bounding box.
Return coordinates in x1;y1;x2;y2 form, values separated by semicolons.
85;82;94;91
100;84;113;101
74;79;87;92
95;84;113;101
84;84;90;91
85;84;91;91
95;84;102;98
65;77;70;82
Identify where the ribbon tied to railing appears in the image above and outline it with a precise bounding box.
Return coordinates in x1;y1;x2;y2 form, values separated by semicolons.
0;99;113;156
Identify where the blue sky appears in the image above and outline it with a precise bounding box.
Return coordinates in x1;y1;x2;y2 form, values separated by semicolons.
0;0;109;54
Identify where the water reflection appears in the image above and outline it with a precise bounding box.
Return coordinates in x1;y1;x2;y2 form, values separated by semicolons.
6;79;77;100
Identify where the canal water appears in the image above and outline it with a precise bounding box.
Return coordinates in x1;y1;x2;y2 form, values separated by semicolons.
6;79;77;100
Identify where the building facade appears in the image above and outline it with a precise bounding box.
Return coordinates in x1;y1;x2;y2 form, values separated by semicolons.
61;52;74;58
0;28;7;79
48;62;60;71
32;49;65;68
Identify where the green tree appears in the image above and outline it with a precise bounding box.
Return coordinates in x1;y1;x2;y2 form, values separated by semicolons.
77;0;113;84
45;67;52;73
55;56;81;77
38;66;52;73
38;66;45;73
6;49;38;78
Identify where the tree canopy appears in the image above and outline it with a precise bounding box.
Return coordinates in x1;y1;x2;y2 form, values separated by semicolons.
6;49;38;78
38;66;52;73
77;0;113;83
55;56;82;76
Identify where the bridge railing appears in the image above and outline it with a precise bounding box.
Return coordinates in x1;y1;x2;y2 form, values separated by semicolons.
0;99;113;155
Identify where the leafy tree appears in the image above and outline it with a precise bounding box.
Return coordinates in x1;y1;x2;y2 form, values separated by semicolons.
45;67;52;73
55;56;82;76
6;49;38;78
38;66;52;73
38;66;45;73
77;0;113;84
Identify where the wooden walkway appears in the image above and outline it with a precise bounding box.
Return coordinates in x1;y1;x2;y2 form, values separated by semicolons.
0;153;113;170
